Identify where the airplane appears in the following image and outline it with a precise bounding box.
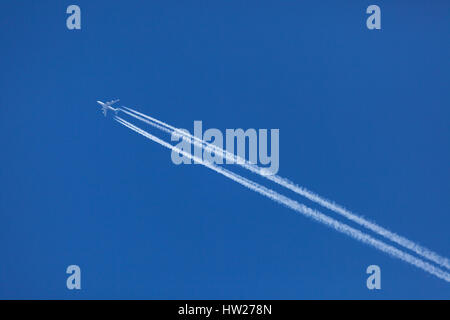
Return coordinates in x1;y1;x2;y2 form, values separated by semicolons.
97;99;120;116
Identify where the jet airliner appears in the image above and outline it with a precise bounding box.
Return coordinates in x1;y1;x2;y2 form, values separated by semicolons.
97;99;120;116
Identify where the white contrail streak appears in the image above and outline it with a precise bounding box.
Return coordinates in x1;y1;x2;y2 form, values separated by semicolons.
121;106;450;271
119;109;172;135
114;115;450;283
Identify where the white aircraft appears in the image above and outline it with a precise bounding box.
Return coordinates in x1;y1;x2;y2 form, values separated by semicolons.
97;99;120;116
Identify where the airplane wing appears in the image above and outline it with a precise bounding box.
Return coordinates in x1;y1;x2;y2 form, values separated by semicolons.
106;99;120;106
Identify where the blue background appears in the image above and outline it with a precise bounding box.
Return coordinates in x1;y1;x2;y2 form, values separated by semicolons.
0;1;449;299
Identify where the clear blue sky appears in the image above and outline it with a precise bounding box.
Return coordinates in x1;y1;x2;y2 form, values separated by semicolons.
0;1;449;299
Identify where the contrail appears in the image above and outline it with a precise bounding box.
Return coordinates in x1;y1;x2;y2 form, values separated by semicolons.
113;116;450;282
121;106;450;271
120;109;172;135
